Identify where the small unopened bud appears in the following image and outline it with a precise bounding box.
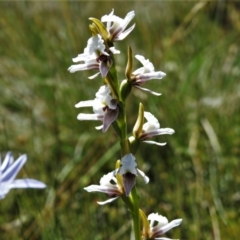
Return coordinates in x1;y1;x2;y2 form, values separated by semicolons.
89;18;108;41
125;46;133;81
133;103;144;139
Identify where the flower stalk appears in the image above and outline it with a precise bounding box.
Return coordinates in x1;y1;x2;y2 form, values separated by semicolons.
130;186;141;240
68;9;182;240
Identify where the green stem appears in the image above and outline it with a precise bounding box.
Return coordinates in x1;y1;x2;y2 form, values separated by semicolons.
130;186;141;240
109;46;141;240
121;187;141;240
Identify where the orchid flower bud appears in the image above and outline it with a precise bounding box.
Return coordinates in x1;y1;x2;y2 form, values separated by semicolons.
119;46;133;101
133;103;144;139
125;46;133;81
89;17;109;42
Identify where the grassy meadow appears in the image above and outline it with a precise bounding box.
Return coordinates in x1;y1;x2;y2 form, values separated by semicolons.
0;1;240;240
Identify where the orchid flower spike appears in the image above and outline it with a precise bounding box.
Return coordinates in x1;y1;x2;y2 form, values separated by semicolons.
84;169;124;205
0;152;46;199
117;153;149;196
131;55;166;96
101;9;135;42
75;84;118;132
68;34;120;79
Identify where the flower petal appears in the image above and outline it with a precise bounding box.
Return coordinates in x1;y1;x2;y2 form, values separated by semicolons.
143;140;167;146
0;152;14;172
68;61;99;73
149;128;175;136
99;171;117;185
75;100;95;108
148;213;168;228
102;108;119;132
97;196;119;205
72;53;90;63
143;112;160;130
0;153;46;199
140;128;175;141
100;59;112;78
134;55;155;73
115;23;135;41
153;219;182;236
122;172;136;196
95;125;103;130
0;185;10;199
11;179;46;189
135;71;166;82
119;11;135;32
77;113;103;121
88;72;101;79
101;10;135;41
119;154;137;175
134;85;162;96
137;169;149;184
84;184;120;196
109;47;120;54
1;154;27;182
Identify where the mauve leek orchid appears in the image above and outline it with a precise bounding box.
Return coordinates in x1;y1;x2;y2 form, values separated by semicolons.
84;171;123;205
101;9;135;41
68;34;120;79
75;84;118;132
117;153;149;196
84;154;149;202
140;112;175;146
140;210;182;240
131;55;166;96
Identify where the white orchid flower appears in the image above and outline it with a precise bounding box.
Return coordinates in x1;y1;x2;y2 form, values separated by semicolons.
140;112;175;146
75;84;118;132
84;171;124;205
132;55;166;96
101;9;135;41
147;213;182;239
0;152;46;200
116;153;149;196
68;34;120;79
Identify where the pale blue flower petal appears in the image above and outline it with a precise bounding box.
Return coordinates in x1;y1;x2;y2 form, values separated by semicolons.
11;179;46;189
1;154;27;182
0;152;14;172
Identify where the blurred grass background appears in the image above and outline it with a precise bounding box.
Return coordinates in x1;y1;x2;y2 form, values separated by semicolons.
0;1;240;240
